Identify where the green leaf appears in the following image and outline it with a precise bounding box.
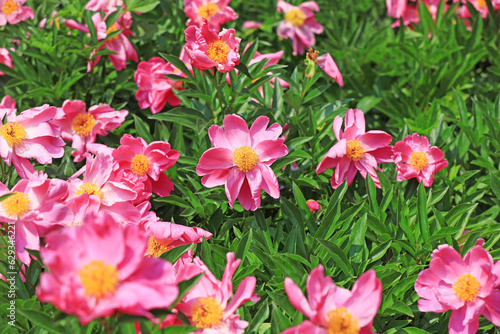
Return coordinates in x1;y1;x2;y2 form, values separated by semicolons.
171;273;204;308
160;244;193;264
241;39;259;66
17;309;66;334
417;182;429;241
316;239;352;275
85;11;97;45
123;0;159;12
133;115;154;143
159;53;194;80
0;193;15;202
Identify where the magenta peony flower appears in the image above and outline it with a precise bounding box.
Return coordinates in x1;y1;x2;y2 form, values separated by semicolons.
316;52;343;86
184;19;241;73
0;47;13;75
53;99;128;162
0;177;72;265
306;199;320;213
0;0;34;26
283;266;382;334
392;133;448;187
0;105;65;179
415;244;500;333
276;0;324;55
112;134;180;197
197;114;289;211
160;252;259;333
316;109;393;189
134;57;185;114
184;0;238;30
36;210;179;325
0;95;16;119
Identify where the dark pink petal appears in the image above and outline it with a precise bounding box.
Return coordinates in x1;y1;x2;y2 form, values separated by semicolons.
255;139;288;163
196;147;234;173
201;169;231;188
225;276;258;315
284;277;316;319
151;173;174;197
281;321;327;334
358;131;392;152
449;306;480;334
344;270;382;327
225;168;245;208
482;290;500;326
259;163;280;198
316;53;343;86
223;114;251;149
429;245;467;284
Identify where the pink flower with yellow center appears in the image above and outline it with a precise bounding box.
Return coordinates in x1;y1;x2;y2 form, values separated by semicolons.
282;266;382;334
415;244;500;334
0;105;65;179
0;177;72;265
36;210;179;325
53;99;128;162
276;0;324;55
112;134;180;198
197;114;289;211
0;0;34;26
184;0;238;30
184;19;241;73
0;48;13;75
392;133;448;187
160;252;259;333
316;109;393;189
134;57;186;114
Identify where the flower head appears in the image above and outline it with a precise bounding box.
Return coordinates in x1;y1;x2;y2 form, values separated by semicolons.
36;210;179;325
306;199;320;213
415;244;500;333
0;0;34;26
392;133;448;187
277;0;324;55
184;19;241;73
316;109;393;189
184;0;238;30
282;266;382;334
197;114;288;210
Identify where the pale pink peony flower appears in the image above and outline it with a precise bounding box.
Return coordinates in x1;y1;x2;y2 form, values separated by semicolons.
0;105;65;179
184;19;241;73
66;153;141;225
184;0;238;30
0;177;72;265
53;99;128;162
415;244;500;334
276;0;324;55
316;53;343;86
282;266;382;334
134;57;185;113
392;133;448;187
242;20;262;29
0;95;16;119
197;114;289;211
36;210;179;325
0;47;13;75
112;134;180;197
65;12;138;71
306;199;320;213
160;252;259;333
0;0;34;26
316;109;393;189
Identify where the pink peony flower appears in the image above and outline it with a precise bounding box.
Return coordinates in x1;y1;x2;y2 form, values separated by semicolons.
0;105;65;179
392;133;448;187
316;52;343;86
53;99;128;162
184;19;241;73
0;95;16;119
458;0;490;19
196;114;289;211
160;252;259;333
391;3;420;28
277;0;324;55
306;199;320;213
134;57;185;114
184;0;238;30
0;47;13;75
386;0;407;18
66;153;141;225
0;177;72;265
36;210;179;325
242;20;262;29
415;244;500;333
112;134;180;197
283;266;382;334
0;0;34;26
65;12;138;71
316;109;393;189
85;0;124;13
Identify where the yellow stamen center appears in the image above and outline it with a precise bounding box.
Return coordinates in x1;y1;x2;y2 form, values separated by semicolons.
1;0;18;15
346;139;365;162
105;23;120;41
477;0;486;8
285;8;306;27
145;236;172;258
453;273;481;302
198;2;219;19
206;40;230;64
191;297;224;328
71;113;96;137
69;221;82;226
409;151;428;171
0;122;27;147
1;192;30;218
326;307;360;334
130;154;151;176
76;183;104;202
233;146;259;172
78;260;119;300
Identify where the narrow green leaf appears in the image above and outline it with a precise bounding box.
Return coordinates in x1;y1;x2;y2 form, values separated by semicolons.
417;182;429;241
